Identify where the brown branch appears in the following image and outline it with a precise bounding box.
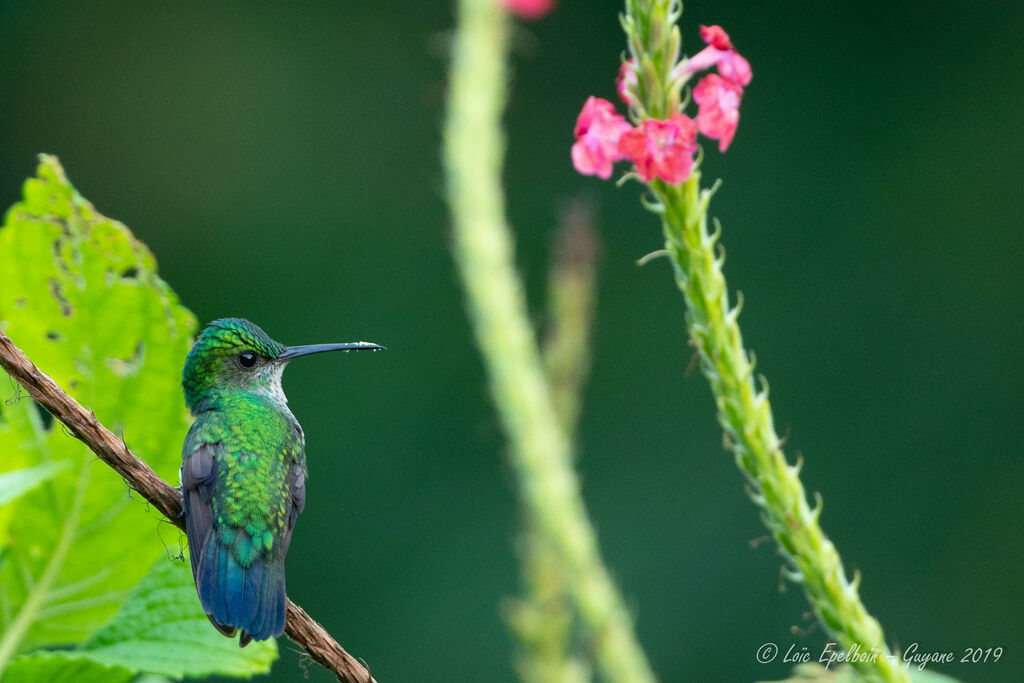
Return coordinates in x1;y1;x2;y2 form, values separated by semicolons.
0;329;376;683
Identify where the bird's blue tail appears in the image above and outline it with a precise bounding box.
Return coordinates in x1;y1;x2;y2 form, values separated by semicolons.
195;534;287;643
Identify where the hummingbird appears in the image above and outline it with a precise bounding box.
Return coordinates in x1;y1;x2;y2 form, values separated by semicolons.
180;318;383;645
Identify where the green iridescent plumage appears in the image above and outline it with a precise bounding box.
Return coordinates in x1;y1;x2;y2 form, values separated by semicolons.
180;318;382;645
182;318;285;409
186;396;302;564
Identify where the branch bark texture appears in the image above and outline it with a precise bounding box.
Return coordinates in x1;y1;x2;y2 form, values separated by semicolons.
0;329;376;683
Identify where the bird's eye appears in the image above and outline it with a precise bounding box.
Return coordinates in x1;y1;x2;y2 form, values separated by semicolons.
238;351;258;368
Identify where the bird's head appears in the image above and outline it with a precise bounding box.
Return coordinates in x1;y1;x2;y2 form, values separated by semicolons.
182;318;383;412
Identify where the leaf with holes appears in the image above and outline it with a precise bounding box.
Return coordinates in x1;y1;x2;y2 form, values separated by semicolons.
0;155;198;663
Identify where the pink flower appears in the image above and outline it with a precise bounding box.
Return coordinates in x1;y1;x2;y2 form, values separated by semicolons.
717;51;752;87
499;0;556;19
571;97;633;179
683;24;752;88
616;58;639;106
700;24;733;51
618;113;698;184
693;74;743;152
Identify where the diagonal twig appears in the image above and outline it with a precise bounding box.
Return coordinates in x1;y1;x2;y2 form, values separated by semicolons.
0;328;376;683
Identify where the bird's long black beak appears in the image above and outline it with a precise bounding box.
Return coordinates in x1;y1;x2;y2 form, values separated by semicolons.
279;341;385;361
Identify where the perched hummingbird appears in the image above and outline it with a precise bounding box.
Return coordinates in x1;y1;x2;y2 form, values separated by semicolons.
180;318;383;645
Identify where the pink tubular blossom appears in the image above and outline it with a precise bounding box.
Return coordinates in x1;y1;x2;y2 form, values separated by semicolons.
693;74;742;152
683;24;752;88
700;24;733;51
716;51;752;88
618;113;697;184
499;0;556;19
571;96;632;179
617;58;639;106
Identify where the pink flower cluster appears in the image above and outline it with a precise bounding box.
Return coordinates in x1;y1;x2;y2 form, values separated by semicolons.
684;25;752;151
499;0;556;19
572;25;751;183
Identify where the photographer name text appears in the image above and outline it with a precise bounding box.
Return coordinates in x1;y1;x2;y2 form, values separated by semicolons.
755;641;1003;670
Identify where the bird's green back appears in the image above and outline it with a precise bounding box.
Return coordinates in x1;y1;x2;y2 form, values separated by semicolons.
185;393;305;568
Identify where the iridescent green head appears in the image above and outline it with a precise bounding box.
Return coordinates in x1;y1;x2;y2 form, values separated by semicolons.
182;317;383;412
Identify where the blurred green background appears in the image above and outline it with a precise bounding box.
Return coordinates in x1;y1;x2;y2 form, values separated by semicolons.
2;1;1022;681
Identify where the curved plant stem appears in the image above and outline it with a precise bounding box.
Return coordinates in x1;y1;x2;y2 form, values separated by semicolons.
507;202;600;683
653;176;908;683
443;1;655;680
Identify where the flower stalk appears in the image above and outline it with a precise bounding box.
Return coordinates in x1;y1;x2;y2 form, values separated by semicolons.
654;175;907;683
506;202;600;683
443;0;655;680
542;201;600;438
611;1;909;681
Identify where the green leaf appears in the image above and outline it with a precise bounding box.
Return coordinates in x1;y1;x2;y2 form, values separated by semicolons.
3;650;134;683
0;462;68;553
8;556;277;679
0;155;198;658
0;462;68;507
82;555;277;677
